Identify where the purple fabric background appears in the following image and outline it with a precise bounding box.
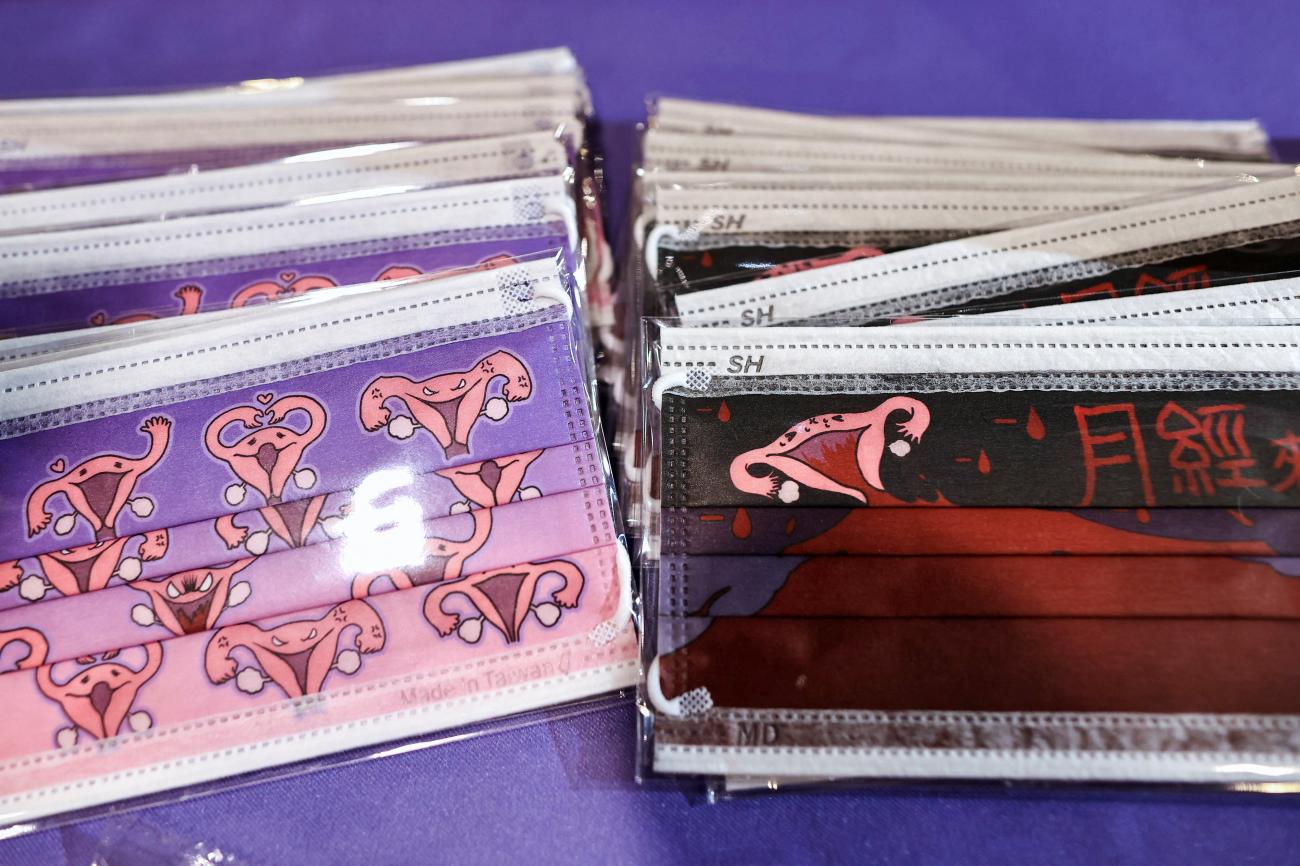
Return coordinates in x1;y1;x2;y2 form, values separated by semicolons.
2;0;1299;862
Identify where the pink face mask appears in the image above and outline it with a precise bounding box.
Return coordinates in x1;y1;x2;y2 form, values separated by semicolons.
0;258;633;822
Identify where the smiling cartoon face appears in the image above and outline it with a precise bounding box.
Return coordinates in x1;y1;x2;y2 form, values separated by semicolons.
26;416;171;542
205;396;326;503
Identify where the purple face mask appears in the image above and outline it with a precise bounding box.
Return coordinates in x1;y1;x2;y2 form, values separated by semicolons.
0;258;634;823
0;175;578;337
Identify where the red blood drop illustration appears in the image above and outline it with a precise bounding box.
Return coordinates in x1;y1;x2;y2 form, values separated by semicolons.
1027;407;1045;440
785;518;796;536
700;250;713;269
731;507;752;539
718;401;731;423
977;449;991;475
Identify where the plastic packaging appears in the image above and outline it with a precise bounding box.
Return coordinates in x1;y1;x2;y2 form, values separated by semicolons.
649;96;1276;160
613;138;1298;542
0;174;580;337
639;130;1289;178
623;98;1300;797
638;319;1300;787
0;131;575;235
0;50;632;836
668;174;1300;326
0;255;634;826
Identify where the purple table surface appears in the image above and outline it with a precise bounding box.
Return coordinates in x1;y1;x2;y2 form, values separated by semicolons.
2;1;1299;863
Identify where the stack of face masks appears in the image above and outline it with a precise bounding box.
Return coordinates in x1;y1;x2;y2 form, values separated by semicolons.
0;49;634;825
624;98;1300;791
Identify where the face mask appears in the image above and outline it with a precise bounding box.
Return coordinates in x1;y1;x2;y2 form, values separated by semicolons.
643;321;1300;784
0;257;633;822
0;132;573;235
0;48;582;115
2;483;615;664
649;97;1274;161
640;130;1289;179
643;184;1175;299
668;175;1300;325
0;258;601;563
0;539;627;820
0;98;582;192
1;444;608;607
0;174;578;337
642;168;1220;192
654;552;1300;656
970;272;1300;325
618;275;1300;555
0;73;588;112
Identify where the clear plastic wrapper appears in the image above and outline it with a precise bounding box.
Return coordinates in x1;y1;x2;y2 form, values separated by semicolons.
0;255;635;827
0;174;580;338
669;174;1300;326
0;131;576;235
640;182;1235;300
649;96;1275;161
612;142;1297;540
0;48;634;837
0;96;582;190
0;74;590;115
0;70;588;193
637;319;1300;789
639;129;1289;178
621;100;1300;797
0;48;583;115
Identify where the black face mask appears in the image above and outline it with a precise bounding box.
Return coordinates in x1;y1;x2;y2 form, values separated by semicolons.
644;323;1300;785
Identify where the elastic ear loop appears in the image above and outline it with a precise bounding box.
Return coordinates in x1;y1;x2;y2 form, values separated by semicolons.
643;376;713;718
528;271;575;318
646;656;713;718
588;542;633;647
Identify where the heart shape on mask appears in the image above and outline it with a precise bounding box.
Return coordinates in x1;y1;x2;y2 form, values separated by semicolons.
280;272;296;282
256;393;274;405
49;458;66;473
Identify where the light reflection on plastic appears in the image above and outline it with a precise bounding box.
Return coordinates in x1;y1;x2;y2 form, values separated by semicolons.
1214;763;1300;777
339;468;426;574
279;142;417;164
292;185;421;207
235;76;305;93
400;97;461;107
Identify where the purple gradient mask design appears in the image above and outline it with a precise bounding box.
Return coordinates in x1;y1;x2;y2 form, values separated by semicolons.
1;441;608;610
0;310;595;573
0;485;615;666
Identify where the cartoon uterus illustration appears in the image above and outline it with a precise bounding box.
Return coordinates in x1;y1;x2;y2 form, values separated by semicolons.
37;643;162;748
423;558;584;645
435;449;544;514
129;559;255;635
89;285;203;327
352;508;493;597
359;351;533;460
204;600;386;700
205;393;344;556
729;396;931;504
0;626;48;672
3;416;173;602
229;273;338;308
